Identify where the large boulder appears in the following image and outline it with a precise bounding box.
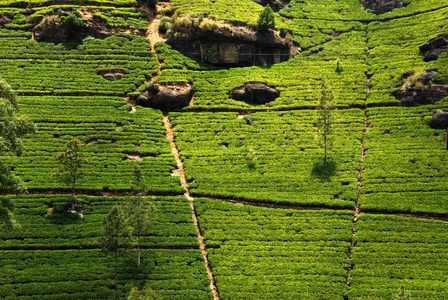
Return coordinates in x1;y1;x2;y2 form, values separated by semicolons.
419;37;448;62
430;112;448;129
251;0;291;12
136;83;194;110
395;86;448;107
362;0;403;14
167;27;293;67
34;24;71;44
419;36;448;52
230;82;280;104
417;71;438;85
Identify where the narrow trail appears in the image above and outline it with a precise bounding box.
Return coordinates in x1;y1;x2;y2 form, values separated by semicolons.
162;112;220;300
345;36;370;298
146;3;170;52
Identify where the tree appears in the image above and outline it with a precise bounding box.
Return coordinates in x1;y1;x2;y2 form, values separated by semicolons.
0;77;36;229
314;78;336;167
127;286;163;300
53;139;87;210
100;205;133;300
393;283;412;300
257;6;275;32
124;163;157;267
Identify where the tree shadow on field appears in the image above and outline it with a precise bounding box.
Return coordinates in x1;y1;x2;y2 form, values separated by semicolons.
311;160;337;182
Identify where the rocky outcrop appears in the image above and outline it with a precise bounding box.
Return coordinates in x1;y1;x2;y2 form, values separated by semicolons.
251;0;291;12
394;86;448;107
34;22;111;43
430;112;448;129
230;82;279;104
362;0;403;14
419;36;448;62
167;28;293;67
99;71;125;81
0;16;12;26
136;83;194;110
395;71;448;106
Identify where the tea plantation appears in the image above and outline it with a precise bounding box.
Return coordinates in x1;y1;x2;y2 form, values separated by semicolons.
0;0;447;299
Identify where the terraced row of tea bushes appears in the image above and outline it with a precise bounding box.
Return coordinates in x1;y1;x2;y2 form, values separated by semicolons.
367;7;448;105
171;110;364;208
0;195;212;299
171;0;263;27
21;5;150;31
350;214;448;299
281;18;364;50
0;195;197;249
160;56;367;110
280;0;448;22
9;95;182;193
0;0;137;8
0;248;211;300
195;198;353;299
0;34;157;95
360;106;448;214
154;42;218;71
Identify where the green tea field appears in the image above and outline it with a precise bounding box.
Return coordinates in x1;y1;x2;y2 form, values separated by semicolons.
0;0;447;299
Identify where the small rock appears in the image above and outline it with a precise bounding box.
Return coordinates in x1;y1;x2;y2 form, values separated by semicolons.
230;82;280;104
0;16;12;26
102;73;116;81
244;82;280;104
430;112;448;129
136;91;151;106
417;71;438;85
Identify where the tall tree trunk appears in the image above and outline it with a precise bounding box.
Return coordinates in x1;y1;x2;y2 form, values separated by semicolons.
137;234;141;267
445;129;448;150
324;133;327;167
114;254;118;300
71;175;76;210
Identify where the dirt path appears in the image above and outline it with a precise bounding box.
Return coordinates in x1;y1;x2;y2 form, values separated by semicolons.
345;38;371;297
146;3;170;51
162;112;220;300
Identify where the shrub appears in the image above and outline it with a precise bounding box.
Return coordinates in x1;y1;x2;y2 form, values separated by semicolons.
158;16;170;33
257;6;275;32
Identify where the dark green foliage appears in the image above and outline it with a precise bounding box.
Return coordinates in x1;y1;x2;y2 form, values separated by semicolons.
0;194;211;299
315;79;336;166
170;110;363;208
124;163;157;267
393;283;412;300
127;286;163;300
350;215;448;299
0;77;35;229
100;204;133;300
53;139;87;210
196;198;353;299
140;0;158;8
61;11;87;40
256;6;275;32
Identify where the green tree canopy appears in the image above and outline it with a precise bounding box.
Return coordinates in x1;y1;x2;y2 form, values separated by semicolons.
53;139;87;210
124;163;157;267
100;205;133;300
314;78;336;167
257;6;275;32
0;77;35;229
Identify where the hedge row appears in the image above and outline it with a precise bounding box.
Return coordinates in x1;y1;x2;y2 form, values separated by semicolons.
360;106;448;214
170;110;364;208
350;214;448;299
195;198;353;299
